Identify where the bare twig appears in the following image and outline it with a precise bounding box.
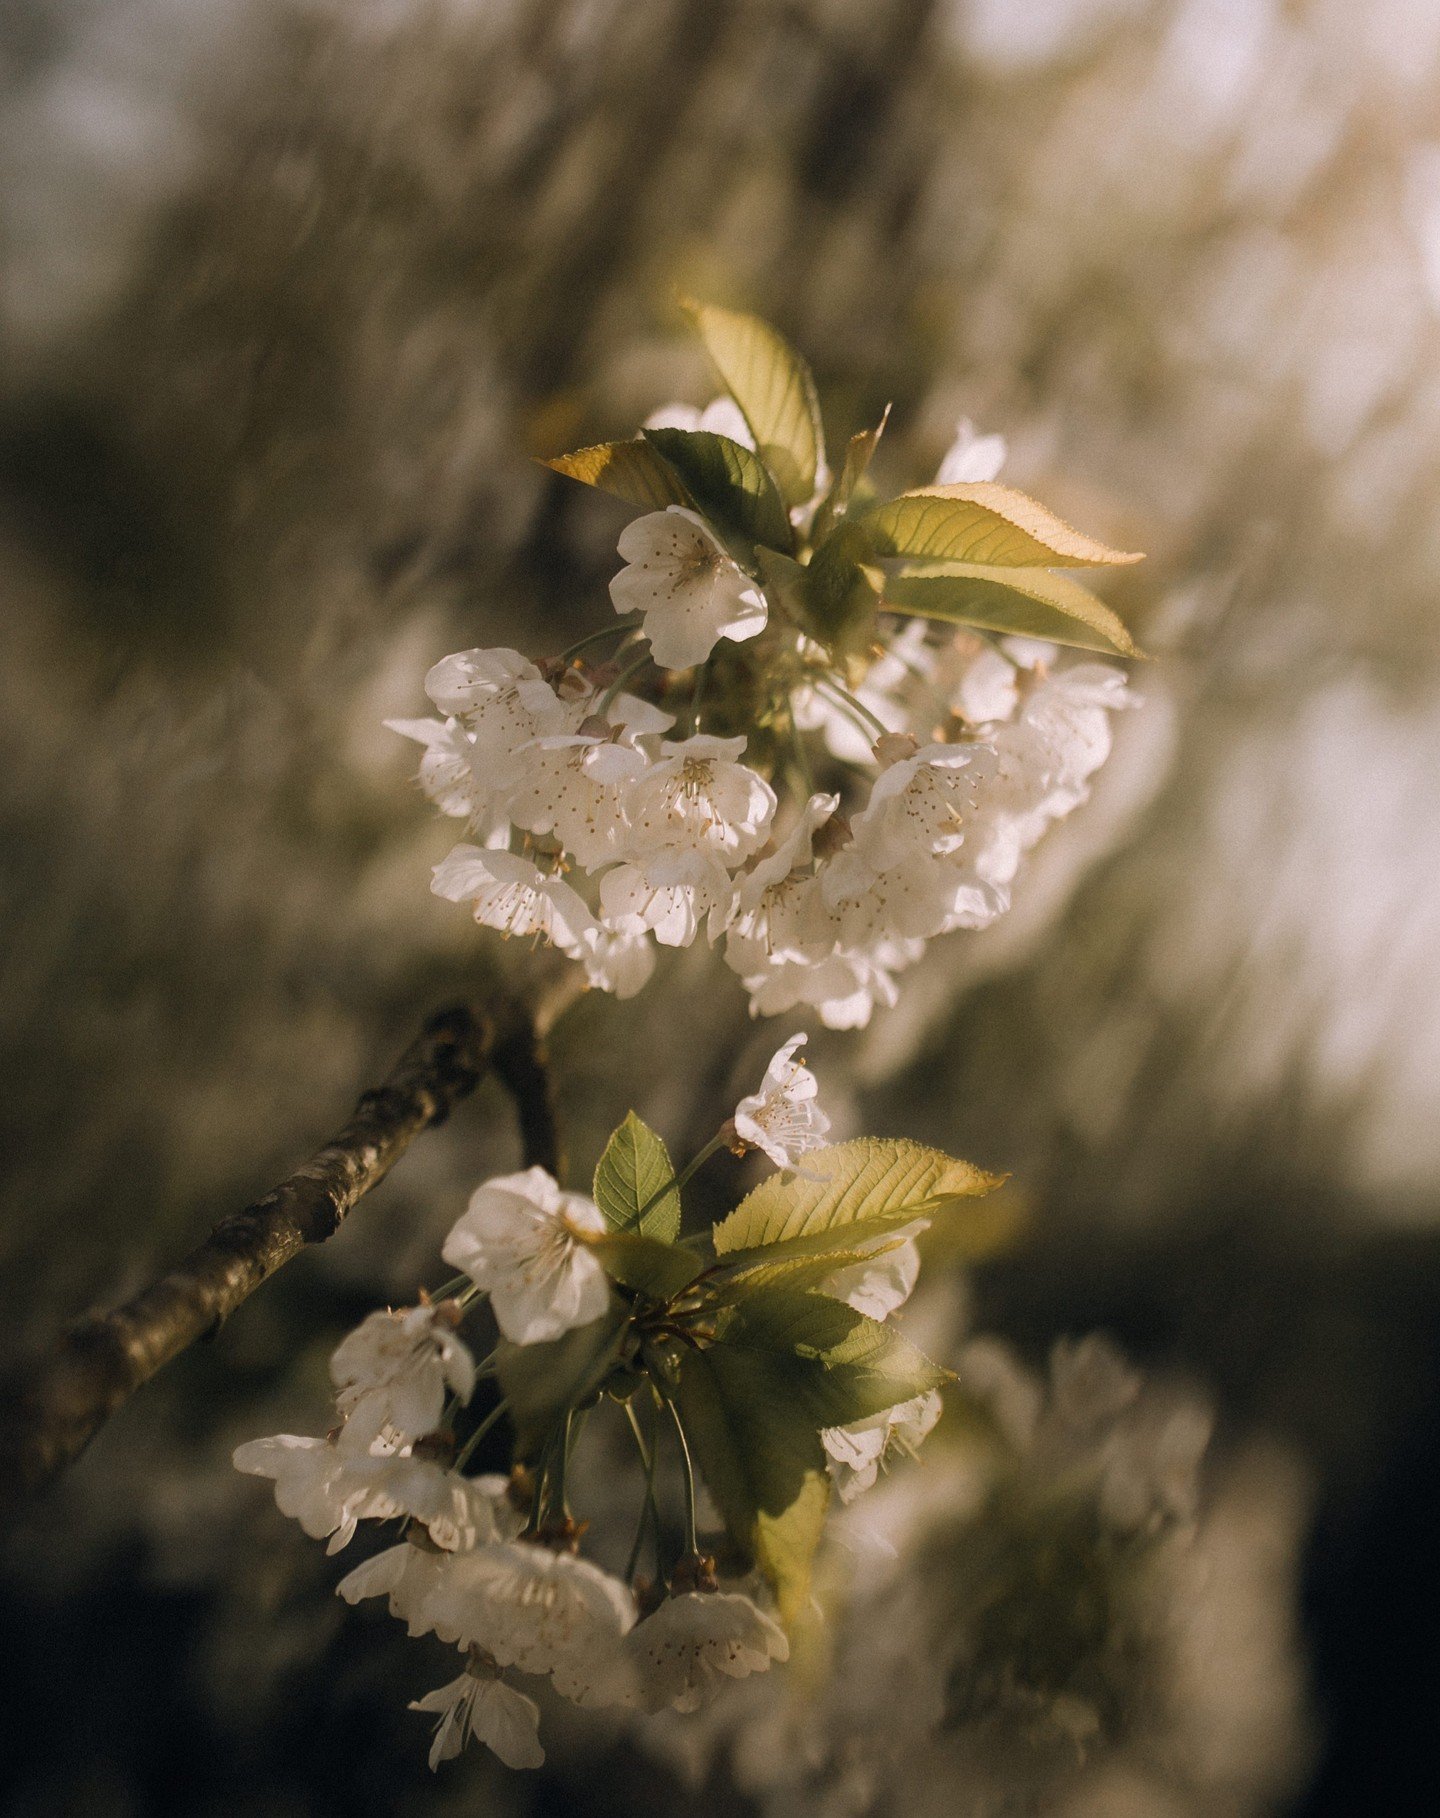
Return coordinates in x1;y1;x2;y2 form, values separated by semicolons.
0;986;570;1512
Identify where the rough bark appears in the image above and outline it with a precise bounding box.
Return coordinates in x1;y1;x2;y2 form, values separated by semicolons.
0;984;571;1512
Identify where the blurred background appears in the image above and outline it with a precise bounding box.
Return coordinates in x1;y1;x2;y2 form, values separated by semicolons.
3;0;1439;1811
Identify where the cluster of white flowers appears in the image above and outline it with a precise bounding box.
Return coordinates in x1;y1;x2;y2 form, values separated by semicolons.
391;418;1135;1026
234;1036;860;1772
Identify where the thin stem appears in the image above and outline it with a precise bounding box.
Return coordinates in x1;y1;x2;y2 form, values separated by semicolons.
688;661;708;737
455;1397;510;1471
554;1408;577;1520
623;1396;662;1583
597;652;653;719
664;1395;700;1556
552;620;639;668
818;675;890;741
428;1273;472;1303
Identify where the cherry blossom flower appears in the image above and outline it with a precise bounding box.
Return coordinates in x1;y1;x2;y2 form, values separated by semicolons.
627;1591;789;1713
622;734;776;865
338;1538;453;1636
644;397;754;443
599;850;735;948
935;416;1007;485
822;1389;943;1502
330;1303;475;1449
821;1223;926;1320
231;1434;387;1553
441;1167;610;1345
410;1660;545;1771
723;793;838;976
430;847;597;957
424;1540;637;1704
732;1033;830;1168
505;733;650;871
383;716;487;822
580;925;657;999
610;507;767;670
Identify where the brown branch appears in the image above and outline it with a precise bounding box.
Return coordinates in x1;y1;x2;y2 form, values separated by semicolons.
0;989;565;1513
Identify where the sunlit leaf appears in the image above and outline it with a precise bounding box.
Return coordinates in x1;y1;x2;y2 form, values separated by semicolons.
800;518;884;648
640;427;792;553
810;408;890;544
713;1138;1002;1255
719;1284;949;1423
680;299;825;510
589;1229;702;1299
543;439;693;510
593;1111;681;1242
886;562;1139;657
675;1344;830;1626
863;482;1143;568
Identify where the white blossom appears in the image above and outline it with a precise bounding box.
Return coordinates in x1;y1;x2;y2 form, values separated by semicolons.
723;793;838;976
384;716;489;823
580;924;657;999
505;732;649;870
330;1304;475;1450
338;1539;452;1635
410;1663;545;1772
599;850;735;949
850;740;995;866
627;1591;789;1713
424;1540;637;1704
610;507;768;670
935;417;1007;485
442;1167;610;1345
822;1389;943;1502
423;647;579;791
430;846;597;957
733;1033;830;1168
741;937;919;1032
231;1434;387;1553
644;397;754;444
821;1223;926;1320
622;734;776;865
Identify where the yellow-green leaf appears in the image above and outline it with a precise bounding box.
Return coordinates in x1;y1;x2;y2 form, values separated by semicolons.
588;1230;702;1300
593;1111;681;1241
713;1138;1001;1256
863;482;1142;568
674;1344;830;1626
681;299;825;510
810;408;890;545
543;440;693;510
642;427;792;552
801;518;884;649
885;562;1139;657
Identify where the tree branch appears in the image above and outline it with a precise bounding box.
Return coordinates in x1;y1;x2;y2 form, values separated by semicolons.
0;989;564;1513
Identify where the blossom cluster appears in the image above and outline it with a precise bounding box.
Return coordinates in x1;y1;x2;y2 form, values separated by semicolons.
234;1038;984;1773
390;306;1141;1025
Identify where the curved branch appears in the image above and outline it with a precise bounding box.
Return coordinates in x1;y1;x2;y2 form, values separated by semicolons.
0;990;564;1512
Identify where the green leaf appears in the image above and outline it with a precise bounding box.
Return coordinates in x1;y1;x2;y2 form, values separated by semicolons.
720;1285;949;1426
641;427;792;553
810;408;890;545
543;439;693;510
712;1239;908;1303
589;1230;703;1300
495;1302;630;1457
801;518;884;648
885;563;1139;657
674;1344;830;1626
713;1137;1002;1256
862;483;1143;568
593;1111;681;1241
680;299;825;511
